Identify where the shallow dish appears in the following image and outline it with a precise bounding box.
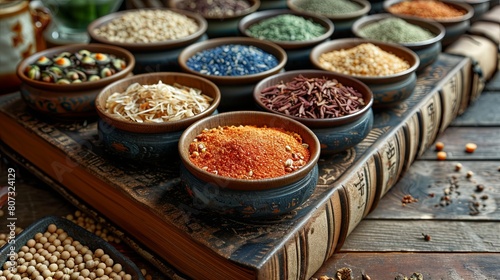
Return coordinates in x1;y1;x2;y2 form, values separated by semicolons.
310;38;419;108
16;43;135;118
169;0;260;38
253;69;374;153
95;72;220;160
352;13;445;71
238;9;334;70
0;216;144;280
287;0;371;38
178;110;321;218
178;37;287;110
383;0;474;47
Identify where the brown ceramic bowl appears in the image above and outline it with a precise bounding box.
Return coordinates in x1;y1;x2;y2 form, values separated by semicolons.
310;38;420;107
352;13;445;71
87;8;207;52
253;69;373;128
178;110;321;191
178;37;287;86
95;72;221;134
238;9;334;50
16;43;135;118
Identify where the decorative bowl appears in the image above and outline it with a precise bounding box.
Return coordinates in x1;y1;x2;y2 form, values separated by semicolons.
88;8;208;73
253;69;374;154
0;216;144;280
383;0;474;47
95;72;220;160
238;9;334;70
16;43;135;118
352;13;445;71
310;38;420;108
287;0;371;38
178;37;287;111
169;0;260;38
178;111;321;218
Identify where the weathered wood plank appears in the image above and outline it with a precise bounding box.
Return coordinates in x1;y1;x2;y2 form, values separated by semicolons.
368;160;500;220
313;252;500;280
339;220;500;252
452;93;500;126
419;127;500;160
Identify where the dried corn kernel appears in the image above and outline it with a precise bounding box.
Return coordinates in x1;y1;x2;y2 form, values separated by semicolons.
435;141;445;151
465;143;477;153
436;151;447;160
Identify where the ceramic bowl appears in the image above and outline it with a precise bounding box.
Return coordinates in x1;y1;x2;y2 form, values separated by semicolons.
16;43;135;118
88;8;208;73
238;9;334;70
287;0;371;38
95;72;220;161
178;37;287;111
352;13;445;71
178;111;321;218
169;0;260;38
253;69;374;154
383;0;474;47
0;216;144;280
310;38;419;108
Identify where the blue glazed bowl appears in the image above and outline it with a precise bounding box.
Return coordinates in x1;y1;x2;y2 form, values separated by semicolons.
16;43;135;118
95;72;221;161
253;69;374;154
310;38;419;108
177;111;321;218
352;13;445;72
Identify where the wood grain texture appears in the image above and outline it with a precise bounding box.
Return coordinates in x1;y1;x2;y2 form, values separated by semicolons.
452;92;500;127
313;252;500;280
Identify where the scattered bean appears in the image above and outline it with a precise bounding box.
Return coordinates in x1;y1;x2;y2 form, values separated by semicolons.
454;163;462;171
436;151;447;160
435;141;444;151
465;143;477;153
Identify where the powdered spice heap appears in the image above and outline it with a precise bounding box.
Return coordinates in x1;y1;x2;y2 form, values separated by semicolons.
189;125;311;179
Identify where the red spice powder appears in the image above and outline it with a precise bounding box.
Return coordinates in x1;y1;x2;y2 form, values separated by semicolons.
388;0;466;19
188;125;311;179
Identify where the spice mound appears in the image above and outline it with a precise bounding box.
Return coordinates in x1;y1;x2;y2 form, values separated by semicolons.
247;14;326;42
186;44;279;76
388;0;466;19
293;0;362;16
189;125;311;179
105;81;213;123
318;43;410;76
93;9;199;44
258;75;366;119
24;49;127;84
176;0;251;18
358;18;435;43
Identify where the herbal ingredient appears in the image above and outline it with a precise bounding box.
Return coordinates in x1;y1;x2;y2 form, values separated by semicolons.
186;44;279;76
293;0;362;16
176;0;251;18
388;0;466;19
105;81;213;123
24;49;127;84
93;9;199;43
258;75;365;119
247;14;326;42
189;125;310;179
318;43;410;76
358;17;435;43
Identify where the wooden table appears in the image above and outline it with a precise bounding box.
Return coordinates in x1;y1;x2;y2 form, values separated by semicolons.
312;70;500;279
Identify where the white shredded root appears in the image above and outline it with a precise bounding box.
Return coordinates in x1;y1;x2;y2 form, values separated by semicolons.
105;81;213;123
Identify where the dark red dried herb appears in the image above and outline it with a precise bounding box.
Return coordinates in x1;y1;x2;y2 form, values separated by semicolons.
258;75;365;119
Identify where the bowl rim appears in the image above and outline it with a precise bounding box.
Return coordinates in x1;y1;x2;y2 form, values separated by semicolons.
178;36;287;85
310;38;420;83
352;13;446;47
95;72;221;133
16;43;135;91
383;0;474;23
169;0;261;20
178;110;321;191
87;8;208;52
253;69;374;128
238;9;335;50
287;0;371;20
